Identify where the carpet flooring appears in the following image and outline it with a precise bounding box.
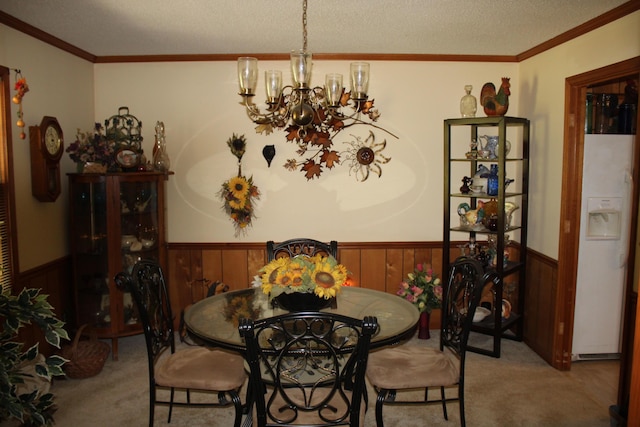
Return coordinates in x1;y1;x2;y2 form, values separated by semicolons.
46;331;615;426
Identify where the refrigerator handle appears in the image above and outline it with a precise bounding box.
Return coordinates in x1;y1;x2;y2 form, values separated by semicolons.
619;168;633;267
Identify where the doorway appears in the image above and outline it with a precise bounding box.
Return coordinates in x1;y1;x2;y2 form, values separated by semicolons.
557;56;640;419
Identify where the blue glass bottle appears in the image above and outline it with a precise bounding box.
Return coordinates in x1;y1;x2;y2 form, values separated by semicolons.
487;164;499;196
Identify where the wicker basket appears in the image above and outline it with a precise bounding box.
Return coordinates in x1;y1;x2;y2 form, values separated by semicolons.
61;324;110;379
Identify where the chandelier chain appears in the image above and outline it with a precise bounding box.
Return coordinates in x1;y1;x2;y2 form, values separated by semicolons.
302;0;308;52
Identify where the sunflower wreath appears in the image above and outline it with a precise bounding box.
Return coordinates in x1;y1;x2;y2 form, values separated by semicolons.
219;134;260;236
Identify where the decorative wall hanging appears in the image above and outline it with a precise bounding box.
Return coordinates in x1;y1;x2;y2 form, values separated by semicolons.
341;131;391;182
104;107;143;156
481;78;510;116
11;69;29;139
218;134;260;236
262;145;275;167
236;0;397;180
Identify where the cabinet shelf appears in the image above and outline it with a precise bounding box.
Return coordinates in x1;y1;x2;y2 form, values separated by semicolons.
443;116;530;358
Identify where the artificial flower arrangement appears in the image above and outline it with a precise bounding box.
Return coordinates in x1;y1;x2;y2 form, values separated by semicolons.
397;262;443;313
219;174;259;235
66;123;115;167
219;134;260;236
257;254;349;300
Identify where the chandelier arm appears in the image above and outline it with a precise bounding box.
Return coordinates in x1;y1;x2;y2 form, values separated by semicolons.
338;118;399;139
241;97;289;126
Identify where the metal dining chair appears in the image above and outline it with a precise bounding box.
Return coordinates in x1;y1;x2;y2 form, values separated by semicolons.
266;238;338;262
366;256;490;427
115;259;246;427
239;312;378;427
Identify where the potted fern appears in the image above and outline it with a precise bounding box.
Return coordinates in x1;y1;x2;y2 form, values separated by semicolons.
0;287;68;426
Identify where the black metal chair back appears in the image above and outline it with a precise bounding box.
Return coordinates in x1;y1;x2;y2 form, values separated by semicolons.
116;259;175;370
239;312;377;427
267;238;338;262
115;259;245;427
441;256;492;357
365;256;490;427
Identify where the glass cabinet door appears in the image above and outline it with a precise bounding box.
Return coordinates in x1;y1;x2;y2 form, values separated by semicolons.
118;179;159;326
70;178;110;329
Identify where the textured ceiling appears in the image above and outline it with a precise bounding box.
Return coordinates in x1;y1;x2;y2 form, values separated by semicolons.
0;0;630;57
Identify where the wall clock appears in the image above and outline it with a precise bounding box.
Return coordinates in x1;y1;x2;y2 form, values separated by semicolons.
29;116;64;202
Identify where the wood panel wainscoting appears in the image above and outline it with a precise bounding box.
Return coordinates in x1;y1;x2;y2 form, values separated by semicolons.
168;241;445;331
14;257;73;357
167;240;558;366
10;244;559;367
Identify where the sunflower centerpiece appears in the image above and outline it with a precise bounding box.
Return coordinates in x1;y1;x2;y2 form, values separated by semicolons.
258;255;348;310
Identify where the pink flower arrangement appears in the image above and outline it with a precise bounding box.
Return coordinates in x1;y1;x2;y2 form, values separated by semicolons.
397;262;443;313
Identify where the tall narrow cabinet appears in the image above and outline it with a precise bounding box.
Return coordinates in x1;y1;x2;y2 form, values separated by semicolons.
69;172;170;360
443;116;529;357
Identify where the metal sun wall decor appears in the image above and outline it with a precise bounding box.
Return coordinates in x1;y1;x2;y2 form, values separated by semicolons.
218;134;260;236
236;0;397;181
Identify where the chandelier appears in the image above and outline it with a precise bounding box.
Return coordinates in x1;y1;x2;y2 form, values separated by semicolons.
237;0;394;180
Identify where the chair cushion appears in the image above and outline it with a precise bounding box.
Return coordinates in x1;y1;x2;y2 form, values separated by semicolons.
155;346;246;391
366;345;459;390
253;386;365;427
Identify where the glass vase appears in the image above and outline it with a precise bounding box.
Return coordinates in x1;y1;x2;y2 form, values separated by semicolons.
460;84;477;118
153;121;170;172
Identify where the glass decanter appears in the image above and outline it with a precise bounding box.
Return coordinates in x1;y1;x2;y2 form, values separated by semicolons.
152;121;170;172
460;84;477;118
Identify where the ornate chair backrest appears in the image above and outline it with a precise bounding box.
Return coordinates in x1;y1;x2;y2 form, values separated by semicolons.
115;259;175;369
267;238;338;262
441;256;491;358
239;312;377;427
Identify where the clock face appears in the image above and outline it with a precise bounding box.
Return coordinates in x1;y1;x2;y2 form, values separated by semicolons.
44;126;61;155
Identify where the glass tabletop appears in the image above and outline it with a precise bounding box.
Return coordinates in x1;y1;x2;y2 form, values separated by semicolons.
185;286;420;352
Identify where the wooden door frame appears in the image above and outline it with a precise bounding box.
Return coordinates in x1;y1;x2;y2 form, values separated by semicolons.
557;57;640;420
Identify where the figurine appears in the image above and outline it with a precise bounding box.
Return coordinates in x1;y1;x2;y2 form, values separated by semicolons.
460;176;472;194
481;77;510;116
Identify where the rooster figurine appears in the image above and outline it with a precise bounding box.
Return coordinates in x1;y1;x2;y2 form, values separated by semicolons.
481;77;510;116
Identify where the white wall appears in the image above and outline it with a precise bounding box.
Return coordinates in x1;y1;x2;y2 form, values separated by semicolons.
518;11;640;258
0;25;94;271
1;10;638;270
94;61;518;243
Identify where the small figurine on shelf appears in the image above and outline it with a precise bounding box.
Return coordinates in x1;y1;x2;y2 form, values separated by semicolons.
460;176;472;194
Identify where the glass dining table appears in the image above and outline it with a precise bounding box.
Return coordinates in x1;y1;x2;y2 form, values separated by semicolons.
184;286;420;353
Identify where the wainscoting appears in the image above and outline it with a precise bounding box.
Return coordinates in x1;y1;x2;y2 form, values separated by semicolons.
166;241;558;365
14;242;558;365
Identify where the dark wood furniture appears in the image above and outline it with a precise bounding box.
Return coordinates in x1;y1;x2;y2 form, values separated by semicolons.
68;172;170;359
443;116;530;357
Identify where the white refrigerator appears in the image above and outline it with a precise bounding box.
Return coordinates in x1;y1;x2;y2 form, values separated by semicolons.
572;134;635;359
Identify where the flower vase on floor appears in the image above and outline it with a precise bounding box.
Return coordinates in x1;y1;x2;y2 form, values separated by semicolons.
418;311;430;339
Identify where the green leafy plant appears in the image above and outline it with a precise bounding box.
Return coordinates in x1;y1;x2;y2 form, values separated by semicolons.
0;288;68;426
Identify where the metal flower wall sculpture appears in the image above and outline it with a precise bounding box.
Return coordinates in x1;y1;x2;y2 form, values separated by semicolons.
263;94;396;181
343;131;391;182
219;134;260;236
